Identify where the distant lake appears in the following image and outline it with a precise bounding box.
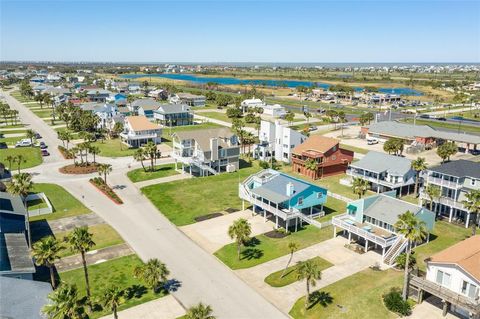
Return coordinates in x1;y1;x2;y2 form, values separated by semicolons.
121;73;423;96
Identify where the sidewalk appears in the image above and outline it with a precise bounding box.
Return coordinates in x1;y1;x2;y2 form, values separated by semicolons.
134;173;193;188
99;295;185;319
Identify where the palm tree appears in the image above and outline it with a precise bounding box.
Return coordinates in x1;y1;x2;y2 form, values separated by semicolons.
228;218;252;260
100;286;123;319
281;241;299;278
297;259;322;309
352;177;369;199
14;154;26;173
144;142;157;171
26;129;36;145
7;172;33;246
67;226;95;302
133;258;170;293
186;303;216;319
134;148;146;172
462;189;480;236
89;145;100;163
425;184;441;212
394;211;428;301
42;283;85;319
97;163;112;184
5;155;14;171
32;236;64;289
411;157;427;197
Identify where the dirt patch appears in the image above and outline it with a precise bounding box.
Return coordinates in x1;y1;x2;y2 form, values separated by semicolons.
194;212;224;222
264;230;289;239
225;208;240;214
59;163;100;174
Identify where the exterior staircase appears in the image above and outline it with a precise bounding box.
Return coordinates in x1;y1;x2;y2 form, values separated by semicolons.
383;236;407;265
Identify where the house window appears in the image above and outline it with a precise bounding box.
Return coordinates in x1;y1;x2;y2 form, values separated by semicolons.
298;197;304;205
472;179;477;186
436;270;451;288
331;155;337;160
461;281;478;299
316;192;323;199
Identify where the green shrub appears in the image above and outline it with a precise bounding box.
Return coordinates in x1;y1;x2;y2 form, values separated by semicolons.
395;252;417;270
383;287;411;316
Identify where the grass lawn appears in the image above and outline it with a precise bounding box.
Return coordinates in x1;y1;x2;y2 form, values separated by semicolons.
265;256;333;287
316;197;346;223
141;161;260;226
59;255;167;318
11;92;33;103
54;224;124;257
127;163;179;183
214;224;334;269
0;129;28;135
91;138;137;157
402;118;480;134
400;194;420;205
29;183;91;221
32;109;54;118
161;122;224;147
289;268;402;319
0;124;26;129
198;111;232;123
0;147;43;169
0;135;27;145
414;221;471;271
27;198;48;211
340;144;369;155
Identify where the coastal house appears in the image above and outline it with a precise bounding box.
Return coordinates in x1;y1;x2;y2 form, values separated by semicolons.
332;192;435;265
120;115;162;147
361;121;480;154
346;151;416;195
292;136;354;179
80;102;117;128
131;98;161;118
172;127;240;176
254;120;306;164
262;104;287;117
153;103;193;127
241;97;264;112
86;89;112;102
239;169;328;229
409;236;480;318
170;93;206;107
128;82;142;93
148;89;168;100
0;192;35;280
419;160;480;228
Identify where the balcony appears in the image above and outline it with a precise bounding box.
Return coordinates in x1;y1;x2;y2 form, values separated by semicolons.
419;192;467;211
332;213;398;248
425;176;462;189
346;169;407;189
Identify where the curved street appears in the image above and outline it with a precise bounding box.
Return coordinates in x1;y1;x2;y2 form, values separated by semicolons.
2;89;288;319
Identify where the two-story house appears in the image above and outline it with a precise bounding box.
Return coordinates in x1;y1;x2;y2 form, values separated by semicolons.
153;103;193;127
120;115;162;147
332;191;435;265
292;136;354;179
239;169;328;229
172;127;240;176
254;120;306;164
131;98;161;118
170;93;206;107
86;89;112;102
347;151;416;195
80;102;117;129
409;236;480;318
420;160;480;228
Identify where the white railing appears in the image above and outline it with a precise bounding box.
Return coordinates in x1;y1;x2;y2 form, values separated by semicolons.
332;213;398;247
239;183;290;220
383;236;407;265
346;170;405;188
419;192;467;211
426;176;462;189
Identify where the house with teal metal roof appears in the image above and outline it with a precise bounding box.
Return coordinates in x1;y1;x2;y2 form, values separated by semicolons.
332;191;435;265
239;169;328;230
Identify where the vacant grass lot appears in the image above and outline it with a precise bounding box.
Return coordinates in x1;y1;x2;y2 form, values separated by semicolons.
10;92;33;103
402;118;480;134
214;225;334;269
0;135;27;145
316;197;346;223
59;255;167;318
339;144;369;155
127;163;179;183
54;224;124;257
91;138;137;157
289;268;402;319
32;109;54;118
29;183;91;221
0;147;43;170
414;221;470;271
142;161;260;226
265;256;333;287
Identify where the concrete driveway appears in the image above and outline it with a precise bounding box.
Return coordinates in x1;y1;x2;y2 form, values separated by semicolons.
180;209;275;253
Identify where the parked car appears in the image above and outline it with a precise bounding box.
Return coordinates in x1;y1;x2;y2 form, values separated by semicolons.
470;149;480;156
308;125;318;132
34;132;42;139
39;142;47;149
41;149;50;156
367;137;379;145
0;142;7;149
419;114;430;119
437;117;447;121
15;139;32;148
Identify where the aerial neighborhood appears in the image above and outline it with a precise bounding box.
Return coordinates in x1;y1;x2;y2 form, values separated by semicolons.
1;1;480;318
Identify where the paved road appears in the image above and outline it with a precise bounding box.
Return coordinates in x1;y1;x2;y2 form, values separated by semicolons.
3;89;288;319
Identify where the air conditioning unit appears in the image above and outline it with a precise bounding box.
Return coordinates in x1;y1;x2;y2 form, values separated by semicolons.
226;164;237;173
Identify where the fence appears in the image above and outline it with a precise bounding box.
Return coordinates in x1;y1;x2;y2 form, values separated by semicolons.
25;192;53;216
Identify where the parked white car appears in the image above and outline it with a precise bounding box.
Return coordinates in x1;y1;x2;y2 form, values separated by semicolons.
15;139;32;148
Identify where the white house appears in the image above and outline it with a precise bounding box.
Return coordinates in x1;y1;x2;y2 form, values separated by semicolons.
262;103;287;117
241;97;264;112
254;120;306;163
120;116;162;147
409;235;480;318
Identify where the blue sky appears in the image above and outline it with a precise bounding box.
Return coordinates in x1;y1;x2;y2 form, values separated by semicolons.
1;0;479;62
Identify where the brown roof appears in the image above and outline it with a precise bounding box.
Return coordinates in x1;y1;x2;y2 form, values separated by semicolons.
429;235;480;281
126;116;160;131
292;135;339;156
173;127;236;151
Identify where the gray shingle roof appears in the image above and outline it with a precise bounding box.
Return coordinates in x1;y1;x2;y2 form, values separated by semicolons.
429;159;480;179
363;194;422;226
0;276;51;319
155;103;191;115
252;173;310;203
350;151;412;176
367;121;480;144
132;98;161;110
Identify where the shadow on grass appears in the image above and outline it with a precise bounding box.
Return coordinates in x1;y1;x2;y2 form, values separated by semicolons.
308;291;334;309
125;284;148;299
239;158;252;169
239;237;264;260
